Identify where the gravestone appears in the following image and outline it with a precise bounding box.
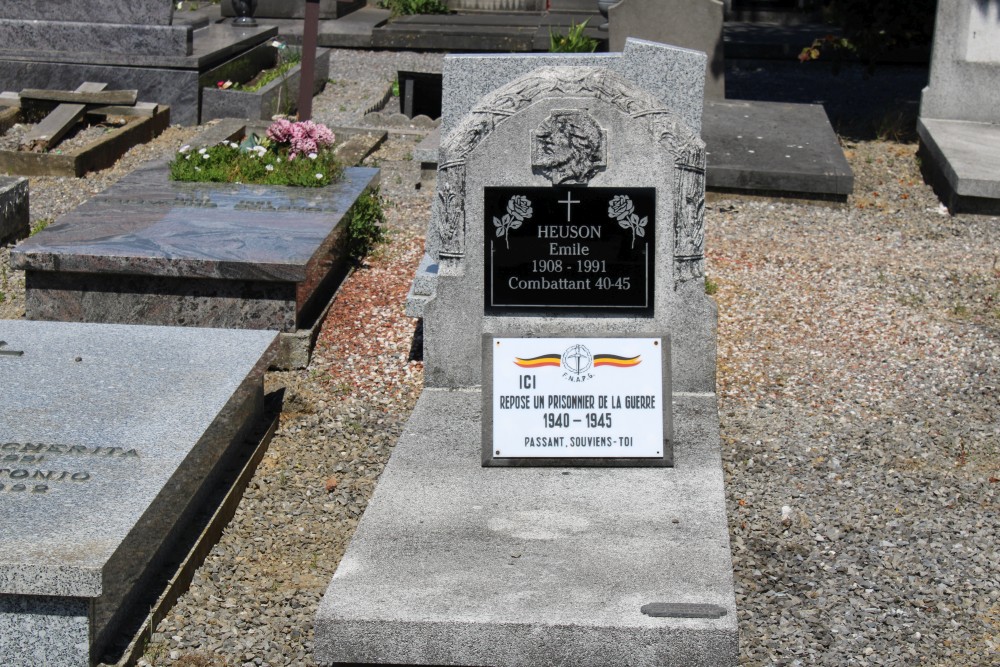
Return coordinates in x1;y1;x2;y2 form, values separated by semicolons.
0;320;276;667
11;161;380;369
316;42;737;666
0;0;277;125
917;0;1000;213
609;0;726;100
0;176;28;244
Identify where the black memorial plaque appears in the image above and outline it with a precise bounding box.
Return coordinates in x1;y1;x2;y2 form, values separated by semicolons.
484;187;655;313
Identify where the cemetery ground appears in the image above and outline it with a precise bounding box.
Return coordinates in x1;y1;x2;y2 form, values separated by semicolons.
0;50;997;666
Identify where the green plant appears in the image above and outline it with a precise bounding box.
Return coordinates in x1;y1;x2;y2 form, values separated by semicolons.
243;52;301;93
378;0;449;16
345;187;386;262
169;120;342;187
704;277;719;296
29;218;52;237
549;20;599;53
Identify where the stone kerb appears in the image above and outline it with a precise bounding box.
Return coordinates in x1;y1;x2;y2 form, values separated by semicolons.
422;65;717;395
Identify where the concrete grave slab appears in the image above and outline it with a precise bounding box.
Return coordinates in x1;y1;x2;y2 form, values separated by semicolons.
11;162;380;368
704;99;853;200
918;118;1000;215
0;320;277;667
0;176;28;244
316;391;736;666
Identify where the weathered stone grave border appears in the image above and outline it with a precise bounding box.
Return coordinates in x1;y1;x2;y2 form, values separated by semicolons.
0;106;169;177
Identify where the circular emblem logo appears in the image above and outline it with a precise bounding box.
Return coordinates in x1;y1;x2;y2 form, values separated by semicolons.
561;344;593;376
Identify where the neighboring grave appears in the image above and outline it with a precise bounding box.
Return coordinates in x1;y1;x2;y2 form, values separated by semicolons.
0;176;28;244
316;42;737;666
0;320;276;667
610;0;726;101
917;0;1000;213
0;0;277;125
11;160;380;369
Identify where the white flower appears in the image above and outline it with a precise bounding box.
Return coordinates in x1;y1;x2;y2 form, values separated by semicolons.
315;173;323;180
276;158;282;163
198;147;207;154
194;166;201;171
177;1;183;9
308;152;318;160
179;144;191;154
185;155;191;160
265;164;274;171
230;142;240;149
202;153;210;159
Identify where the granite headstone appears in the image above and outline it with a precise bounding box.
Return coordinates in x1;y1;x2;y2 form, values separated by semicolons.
316;43;737;666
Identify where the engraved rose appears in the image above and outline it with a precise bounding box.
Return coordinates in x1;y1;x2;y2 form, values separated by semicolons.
507;195;533;220
608;195;634;220
607;194;647;248
494;195;533;250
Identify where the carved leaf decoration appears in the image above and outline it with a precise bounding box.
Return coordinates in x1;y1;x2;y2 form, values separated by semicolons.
509;219;523;230
496;227;505;237
618;219;631;229
637;215;647;228
493;215;502;228
636;227;645;238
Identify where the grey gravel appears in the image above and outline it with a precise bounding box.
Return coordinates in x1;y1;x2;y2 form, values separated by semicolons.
1;49;997;666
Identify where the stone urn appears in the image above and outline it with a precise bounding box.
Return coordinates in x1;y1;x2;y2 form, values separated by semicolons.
596;0;616;30
231;0;258;26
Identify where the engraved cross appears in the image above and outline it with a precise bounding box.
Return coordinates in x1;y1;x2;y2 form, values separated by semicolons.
558;192;581;221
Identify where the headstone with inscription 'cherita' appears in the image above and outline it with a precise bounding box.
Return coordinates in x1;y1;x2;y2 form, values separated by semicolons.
316;41;737;667
0;320;276;667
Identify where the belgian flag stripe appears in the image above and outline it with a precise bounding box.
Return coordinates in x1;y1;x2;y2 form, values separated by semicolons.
593;354;641;367
515;354;562;368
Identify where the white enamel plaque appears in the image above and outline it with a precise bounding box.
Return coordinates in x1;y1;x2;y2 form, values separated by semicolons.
491;337;664;458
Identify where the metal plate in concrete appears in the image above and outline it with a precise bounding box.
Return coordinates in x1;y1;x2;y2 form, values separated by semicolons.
315;389;737;667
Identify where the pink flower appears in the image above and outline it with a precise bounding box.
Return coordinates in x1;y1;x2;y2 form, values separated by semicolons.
265;119;335;158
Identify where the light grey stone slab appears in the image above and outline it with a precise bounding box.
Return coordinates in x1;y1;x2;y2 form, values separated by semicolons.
917;118;1000;214
609;0;725;100
0;0;174;25
0;320;277;667
919;0;1000;124
315;389;737;666
0;176;29;245
440;38;706;136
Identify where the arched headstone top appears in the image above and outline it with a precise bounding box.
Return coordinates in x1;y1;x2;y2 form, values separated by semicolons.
441;66;704;170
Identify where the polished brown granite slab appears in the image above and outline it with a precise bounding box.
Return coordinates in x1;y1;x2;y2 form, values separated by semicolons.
12;163;379;333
